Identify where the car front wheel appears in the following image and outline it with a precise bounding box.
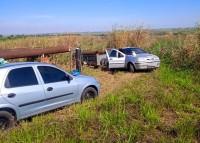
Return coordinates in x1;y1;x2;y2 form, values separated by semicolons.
0;111;14;130
81;87;97;101
129;63;135;73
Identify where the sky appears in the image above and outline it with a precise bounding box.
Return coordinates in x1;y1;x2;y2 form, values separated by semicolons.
0;0;200;35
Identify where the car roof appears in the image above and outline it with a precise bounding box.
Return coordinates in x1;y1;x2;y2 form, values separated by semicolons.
119;47;140;49
0;62;50;69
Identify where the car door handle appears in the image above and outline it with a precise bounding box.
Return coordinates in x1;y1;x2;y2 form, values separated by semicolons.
8;93;16;98
110;58;113;60
47;87;53;91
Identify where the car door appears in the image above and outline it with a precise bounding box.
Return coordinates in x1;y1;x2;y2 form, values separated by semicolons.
37;66;78;109
107;49;125;69
1;67;46;117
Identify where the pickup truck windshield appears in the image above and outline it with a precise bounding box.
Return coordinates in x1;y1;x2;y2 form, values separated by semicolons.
120;48;147;55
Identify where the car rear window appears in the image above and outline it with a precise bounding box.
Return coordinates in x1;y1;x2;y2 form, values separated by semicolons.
5;67;38;88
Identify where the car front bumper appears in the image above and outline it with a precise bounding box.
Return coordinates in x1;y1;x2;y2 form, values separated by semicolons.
134;61;160;70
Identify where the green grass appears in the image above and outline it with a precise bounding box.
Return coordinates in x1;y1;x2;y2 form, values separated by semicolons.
0;66;200;142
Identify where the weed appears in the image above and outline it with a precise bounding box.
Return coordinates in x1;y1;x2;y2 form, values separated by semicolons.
174;115;199;141
75;105;94;121
101;94;120;111
140;101;160;125
113;122;142;142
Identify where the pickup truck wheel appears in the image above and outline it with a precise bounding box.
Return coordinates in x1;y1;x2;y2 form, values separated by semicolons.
81;87;97;101
129;64;135;73
0;111;14;130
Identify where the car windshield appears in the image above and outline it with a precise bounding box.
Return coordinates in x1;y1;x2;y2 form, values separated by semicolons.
122;48;147;55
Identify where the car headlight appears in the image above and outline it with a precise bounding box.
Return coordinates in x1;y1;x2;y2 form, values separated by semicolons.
135;58;145;62
154;57;160;60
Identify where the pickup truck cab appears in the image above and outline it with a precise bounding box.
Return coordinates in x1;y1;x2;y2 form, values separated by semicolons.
102;47;160;72
0;62;100;130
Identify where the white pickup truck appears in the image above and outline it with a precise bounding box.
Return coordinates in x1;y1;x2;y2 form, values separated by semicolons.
100;47;160;72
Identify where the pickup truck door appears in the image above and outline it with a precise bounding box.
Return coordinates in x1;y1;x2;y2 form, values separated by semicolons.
106;49;126;69
37;66;78;109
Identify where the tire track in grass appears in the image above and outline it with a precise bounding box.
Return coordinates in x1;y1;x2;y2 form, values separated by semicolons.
82;67;142;96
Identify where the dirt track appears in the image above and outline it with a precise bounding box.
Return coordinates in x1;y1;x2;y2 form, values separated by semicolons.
82;67;142;96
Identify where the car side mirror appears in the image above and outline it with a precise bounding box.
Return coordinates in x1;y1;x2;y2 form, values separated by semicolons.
118;53;124;58
132;51;136;56
66;75;73;81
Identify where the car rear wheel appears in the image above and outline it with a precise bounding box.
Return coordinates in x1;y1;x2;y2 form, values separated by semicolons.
128;63;135;73
81;87;97;101
100;58;108;71
147;69;153;72
0;111;14;130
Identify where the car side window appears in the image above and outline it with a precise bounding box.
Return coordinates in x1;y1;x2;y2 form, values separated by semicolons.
118;49;125;54
109;50;117;57
118;52;124;58
5;67;38;88
38;66;67;84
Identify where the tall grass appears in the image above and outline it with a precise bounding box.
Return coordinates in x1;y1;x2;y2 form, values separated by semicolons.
1;25;199;71
151;25;200;70
0;35;107;51
0;34;107;67
107;25;152;49
0;35;78;49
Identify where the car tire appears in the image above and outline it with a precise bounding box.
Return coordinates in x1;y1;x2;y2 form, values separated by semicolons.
0;111;14;130
81;87;97;101
147;69;153;72
93;65;99;69
100;58;108;71
129;63;135;73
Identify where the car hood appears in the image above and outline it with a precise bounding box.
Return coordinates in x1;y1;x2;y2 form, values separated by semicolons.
137;53;159;58
73;74;97;83
128;53;160;60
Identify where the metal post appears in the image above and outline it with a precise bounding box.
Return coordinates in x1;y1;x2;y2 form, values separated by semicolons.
75;47;82;73
69;48;72;72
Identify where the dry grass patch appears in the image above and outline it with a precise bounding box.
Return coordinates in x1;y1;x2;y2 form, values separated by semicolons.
81;67;142;96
